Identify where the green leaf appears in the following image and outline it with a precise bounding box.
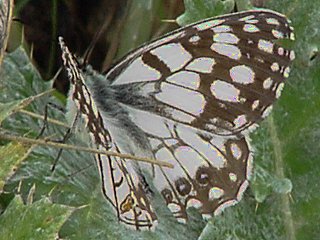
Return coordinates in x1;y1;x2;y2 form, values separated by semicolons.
0;142;30;191
116;0;162;58
176;0;235;26
0;195;72;240
235;0;253;11
0;101;22;124
251;165;292;203
0;90;53;124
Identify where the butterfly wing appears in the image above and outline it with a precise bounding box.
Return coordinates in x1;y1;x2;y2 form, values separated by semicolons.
106;9;295;136
60;9;295;228
59;38;157;230
96;145;157;229
86;10;294;224
148;121;252;222
97;98;252;223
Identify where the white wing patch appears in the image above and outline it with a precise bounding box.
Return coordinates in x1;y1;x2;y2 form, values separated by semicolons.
156;82;206;116
113;57;161;85
258;39;274;54
211;80;240;102
166;71;201;90
185;57;216;73
150;43;192;72
176;125;226;169
171;109;196;123
212;25;232;33
266;17;280;25
230;65;255;84
211;43;242;60
243;24;260;33
213;33;239;44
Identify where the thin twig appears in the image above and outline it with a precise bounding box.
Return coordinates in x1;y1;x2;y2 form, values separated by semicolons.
18;109;69;128
0;133;173;169
15;89;55;111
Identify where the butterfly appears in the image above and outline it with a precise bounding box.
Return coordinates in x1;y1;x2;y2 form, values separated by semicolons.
0;0;13;65
59;9;295;230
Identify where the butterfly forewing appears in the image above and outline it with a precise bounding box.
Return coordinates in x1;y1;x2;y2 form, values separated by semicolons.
60;9;294;230
105;9;294;136
97;145;157;229
59;38;157;230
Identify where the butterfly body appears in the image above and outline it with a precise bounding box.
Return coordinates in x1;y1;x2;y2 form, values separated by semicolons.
60;9;294;230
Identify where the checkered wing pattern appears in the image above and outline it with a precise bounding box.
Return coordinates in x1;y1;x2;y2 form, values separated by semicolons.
107;10;294;136
60;9;294;230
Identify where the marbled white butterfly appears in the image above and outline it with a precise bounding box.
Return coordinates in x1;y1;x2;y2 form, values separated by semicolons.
59;9;295;230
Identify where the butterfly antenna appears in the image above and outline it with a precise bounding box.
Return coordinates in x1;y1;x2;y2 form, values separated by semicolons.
82;14;112;67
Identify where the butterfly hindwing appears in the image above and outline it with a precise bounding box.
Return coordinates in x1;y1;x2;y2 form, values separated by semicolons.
153;127;252;222
59;38;157;230
107;104;252;222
